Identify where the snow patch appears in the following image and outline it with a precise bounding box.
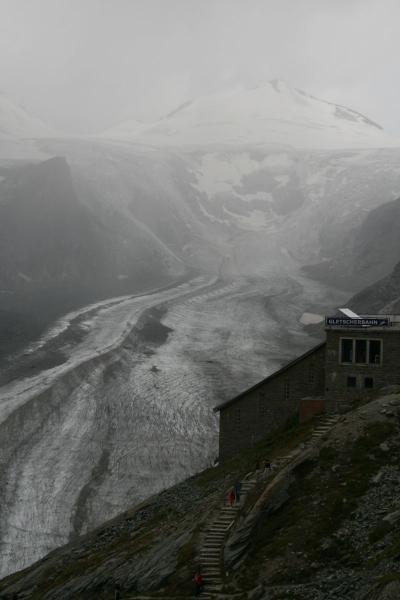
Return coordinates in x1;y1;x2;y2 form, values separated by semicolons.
300;312;324;325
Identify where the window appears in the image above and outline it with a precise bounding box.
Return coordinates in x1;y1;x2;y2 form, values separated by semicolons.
284;381;290;400
355;339;367;364
369;340;382;364
341;339;353;363
340;339;382;366
364;377;374;389
235;409;241;425
258;398;266;417
347;376;357;388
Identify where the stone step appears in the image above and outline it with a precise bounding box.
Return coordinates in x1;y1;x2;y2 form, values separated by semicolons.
203;541;223;547
203;569;221;574
205;530;225;534
206;585;223;592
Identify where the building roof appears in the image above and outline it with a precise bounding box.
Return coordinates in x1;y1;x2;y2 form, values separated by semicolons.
213;341;326;413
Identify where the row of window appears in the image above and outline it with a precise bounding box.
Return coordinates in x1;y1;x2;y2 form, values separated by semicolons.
232;374;374;426
340;338;382;365
347;375;374;389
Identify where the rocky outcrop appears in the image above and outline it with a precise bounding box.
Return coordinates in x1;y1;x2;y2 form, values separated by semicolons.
0;156;184;360
349;260;400;313
304;196;400;292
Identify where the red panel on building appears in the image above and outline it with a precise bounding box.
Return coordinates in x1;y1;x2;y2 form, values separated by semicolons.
299;398;325;422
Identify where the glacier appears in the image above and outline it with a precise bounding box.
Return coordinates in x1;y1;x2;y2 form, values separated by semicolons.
1;80;400;578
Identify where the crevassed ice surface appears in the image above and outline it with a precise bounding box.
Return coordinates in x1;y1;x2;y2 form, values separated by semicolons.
0;268;347;577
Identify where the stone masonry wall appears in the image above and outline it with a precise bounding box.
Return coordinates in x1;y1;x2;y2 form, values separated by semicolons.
325;329;400;411
218;344;326;460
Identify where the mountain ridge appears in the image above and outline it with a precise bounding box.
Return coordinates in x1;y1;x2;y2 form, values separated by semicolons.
101;80;398;149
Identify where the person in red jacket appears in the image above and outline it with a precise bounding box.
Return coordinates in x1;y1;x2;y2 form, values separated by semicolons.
228;487;236;506
194;569;204;596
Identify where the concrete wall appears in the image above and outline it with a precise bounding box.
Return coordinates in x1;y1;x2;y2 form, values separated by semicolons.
218;344;326;460
325;329;400;411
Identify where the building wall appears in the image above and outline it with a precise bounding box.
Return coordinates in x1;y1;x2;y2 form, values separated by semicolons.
299;398;325;422
325;329;400;411
218;344;326;460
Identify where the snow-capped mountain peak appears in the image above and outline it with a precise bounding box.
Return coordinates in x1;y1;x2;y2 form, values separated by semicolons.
102;80;398;150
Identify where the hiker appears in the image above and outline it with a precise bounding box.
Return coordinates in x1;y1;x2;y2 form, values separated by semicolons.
234;480;242;503
228;487;236;506
194;569;204;596
264;459;271;472
114;583;122;600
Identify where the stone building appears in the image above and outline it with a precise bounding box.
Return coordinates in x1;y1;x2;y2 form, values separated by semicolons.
215;314;400;460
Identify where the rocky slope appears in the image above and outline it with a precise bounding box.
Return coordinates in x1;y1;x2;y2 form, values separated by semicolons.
0;155;184;360
304;195;400;291
1;390;400;600
349;261;400;314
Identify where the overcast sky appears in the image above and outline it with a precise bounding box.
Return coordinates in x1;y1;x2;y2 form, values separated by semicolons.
1;0;399;134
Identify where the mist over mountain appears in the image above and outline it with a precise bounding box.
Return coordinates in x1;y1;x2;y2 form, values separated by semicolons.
0;93;53;140
102;80;396;149
304;195;400;290
1;81;400;580
0;155;184;360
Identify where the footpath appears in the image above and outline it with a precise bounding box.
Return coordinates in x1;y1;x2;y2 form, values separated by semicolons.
128;414;339;600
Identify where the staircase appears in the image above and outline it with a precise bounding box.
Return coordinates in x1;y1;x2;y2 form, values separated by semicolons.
199;475;257;596
309;414;339;444
128;414;341;599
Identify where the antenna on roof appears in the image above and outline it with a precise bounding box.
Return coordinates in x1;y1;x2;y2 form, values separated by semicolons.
339;308;360;319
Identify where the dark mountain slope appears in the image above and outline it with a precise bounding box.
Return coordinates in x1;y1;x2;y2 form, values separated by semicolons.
0;157;183;360
349;260;400;314
304;196;400;292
